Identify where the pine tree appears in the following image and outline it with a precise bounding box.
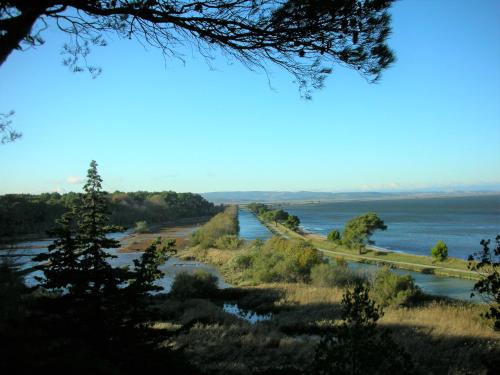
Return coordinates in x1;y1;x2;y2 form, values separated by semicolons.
76;160;125;310
125;238;176;322
35;160;175;329
34;209;82;296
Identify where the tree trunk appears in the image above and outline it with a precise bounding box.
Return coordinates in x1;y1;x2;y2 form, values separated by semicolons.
0;9;44;67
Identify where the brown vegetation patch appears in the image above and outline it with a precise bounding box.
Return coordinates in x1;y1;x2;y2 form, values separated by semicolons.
120;225;200;252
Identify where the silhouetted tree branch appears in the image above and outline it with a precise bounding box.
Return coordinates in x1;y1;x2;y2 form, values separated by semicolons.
0;111;21;144
1;0;395;96
468;235;500;330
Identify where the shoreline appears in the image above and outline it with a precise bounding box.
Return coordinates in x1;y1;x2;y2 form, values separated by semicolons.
251;212;480;281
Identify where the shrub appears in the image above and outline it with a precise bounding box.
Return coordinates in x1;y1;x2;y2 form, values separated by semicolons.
238;236;325;283
468;235;499;330
232;252;254;271
169;270;219;300
327;230;341;243
371;268;421;307
314;284;415;375
214;234;242;250
310;263;367;288
190;206;239;248
431;240;448;261
133;220;150;234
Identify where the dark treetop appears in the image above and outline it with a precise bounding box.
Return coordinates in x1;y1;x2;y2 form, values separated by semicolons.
0;0;395;96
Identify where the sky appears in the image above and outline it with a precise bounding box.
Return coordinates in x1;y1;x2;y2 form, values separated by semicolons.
0;0;499;194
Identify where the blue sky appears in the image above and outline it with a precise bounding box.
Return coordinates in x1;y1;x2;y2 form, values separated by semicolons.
0;0;499;194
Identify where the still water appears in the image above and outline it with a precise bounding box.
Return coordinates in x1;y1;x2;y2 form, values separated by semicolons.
2;231;229;292
238;208;273;240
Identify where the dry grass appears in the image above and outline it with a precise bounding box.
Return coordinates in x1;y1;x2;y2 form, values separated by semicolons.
169;323;316;374
272;282;344;306
382;302;493;337
162;244;500;374
119;224;199;252
180;247;236;266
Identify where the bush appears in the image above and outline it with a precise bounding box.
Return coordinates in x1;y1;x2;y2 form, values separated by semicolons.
214;234;242;250
468;236;500;330
236;236;325;283
327;230;341;243
232;252;254;271
310;263;367;288
190;206;239;249
314;284;415;375
169;270;219;300
371;268;421;307
133;220;150;234
431;240;448;261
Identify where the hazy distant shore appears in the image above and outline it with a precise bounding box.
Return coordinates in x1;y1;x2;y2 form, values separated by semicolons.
203;190;500;204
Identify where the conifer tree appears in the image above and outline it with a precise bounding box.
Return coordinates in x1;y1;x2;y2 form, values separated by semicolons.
34;209;82;296
76;160;125;308
125;238;176;322
35;160;174;328
314;284;414;375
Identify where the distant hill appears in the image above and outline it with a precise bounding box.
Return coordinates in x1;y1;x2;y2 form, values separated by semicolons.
201;191;500;204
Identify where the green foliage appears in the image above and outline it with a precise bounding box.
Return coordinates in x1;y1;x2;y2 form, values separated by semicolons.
248;202;301;232
327;229;341;243
0;190;220;238
371;268;421;307
273;209;289;222
314;284;415;375
284;215;301;231
233;236;324;283
214;234;242;250
133;220;150;234
431;240;448;261
33;160;174;325
247;203;269;215
190;206;239;249
169;270;219;300
310;263;367;288
468;235;500;330
342;212;387;253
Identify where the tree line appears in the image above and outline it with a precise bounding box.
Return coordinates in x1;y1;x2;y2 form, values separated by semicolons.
1;160;195;373
247;202;301;231
0;190;222;238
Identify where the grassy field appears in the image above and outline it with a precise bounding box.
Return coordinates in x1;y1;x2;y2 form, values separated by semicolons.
106;210;499;373
174;244;499;374
256;215;479;280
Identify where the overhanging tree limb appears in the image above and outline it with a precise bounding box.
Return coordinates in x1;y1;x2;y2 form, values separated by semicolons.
1;0;395;96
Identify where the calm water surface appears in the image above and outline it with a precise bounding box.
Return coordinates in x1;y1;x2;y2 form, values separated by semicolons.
238;208;273;240
2;231;229;291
